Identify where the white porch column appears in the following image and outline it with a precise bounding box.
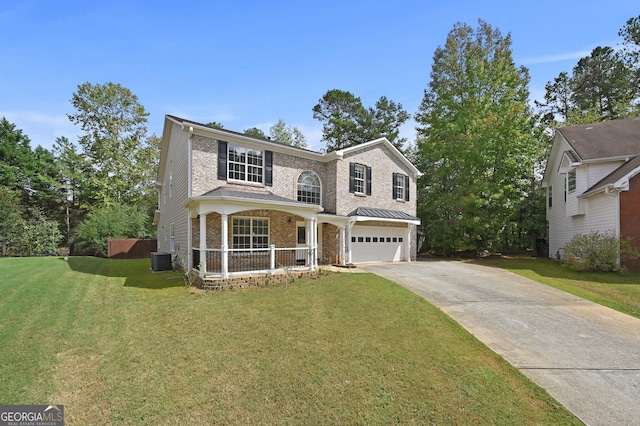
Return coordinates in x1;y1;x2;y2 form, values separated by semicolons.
199;213;207;277
346;223;353;264
305;218;314;270
312;218;318;269
405;226;412;262
221;214;229;279
339;226;346;265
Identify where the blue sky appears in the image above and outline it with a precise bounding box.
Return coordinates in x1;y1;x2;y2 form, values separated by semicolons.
1;1;638;153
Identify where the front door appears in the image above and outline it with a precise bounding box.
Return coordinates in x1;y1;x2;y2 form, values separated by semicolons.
296;222;306;265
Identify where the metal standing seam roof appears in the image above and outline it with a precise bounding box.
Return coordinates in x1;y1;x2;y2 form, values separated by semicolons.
349;207;420;222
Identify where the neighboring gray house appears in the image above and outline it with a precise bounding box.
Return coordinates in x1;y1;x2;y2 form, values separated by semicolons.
154;115;421;279
541;117;640;271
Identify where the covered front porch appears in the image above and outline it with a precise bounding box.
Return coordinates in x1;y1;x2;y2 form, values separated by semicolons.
186;187;332;279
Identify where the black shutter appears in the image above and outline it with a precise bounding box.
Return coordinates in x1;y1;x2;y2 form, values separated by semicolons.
349;162;356;193
404;175;410;201
217;140;227;180
392;173;398;199
265;150;273;186
366;166;372;196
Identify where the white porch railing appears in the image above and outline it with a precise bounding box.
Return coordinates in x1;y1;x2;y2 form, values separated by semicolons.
191;245;316;277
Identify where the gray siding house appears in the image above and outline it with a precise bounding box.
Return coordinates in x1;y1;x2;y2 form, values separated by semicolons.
155;115;421;279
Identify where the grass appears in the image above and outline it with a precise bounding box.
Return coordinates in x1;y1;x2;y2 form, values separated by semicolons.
474;256;640;319
0;256;580;425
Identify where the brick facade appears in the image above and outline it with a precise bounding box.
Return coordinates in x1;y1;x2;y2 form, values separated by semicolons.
620;173;640;272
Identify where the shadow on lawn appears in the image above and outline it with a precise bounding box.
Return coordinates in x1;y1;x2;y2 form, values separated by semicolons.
63;256;185;289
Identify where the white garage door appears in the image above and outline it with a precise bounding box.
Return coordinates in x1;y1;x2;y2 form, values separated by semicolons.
351;226;405;263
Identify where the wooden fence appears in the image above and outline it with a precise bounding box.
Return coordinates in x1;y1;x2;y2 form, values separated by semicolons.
107;238;157;259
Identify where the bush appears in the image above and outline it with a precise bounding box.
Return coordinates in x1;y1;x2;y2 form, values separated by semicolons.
564;231;638;272
73;203;153;256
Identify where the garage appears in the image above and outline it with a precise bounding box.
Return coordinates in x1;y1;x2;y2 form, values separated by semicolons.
350;226;406;263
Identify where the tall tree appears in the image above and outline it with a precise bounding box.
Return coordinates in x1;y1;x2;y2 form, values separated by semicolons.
571;46;637;120
535;71;573;124
244;127;268;139
269;119;308;148
312;89;409;152
68;82;151;205
415;20;543;255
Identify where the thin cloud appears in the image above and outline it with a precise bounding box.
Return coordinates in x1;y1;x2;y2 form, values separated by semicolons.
522;49;593;65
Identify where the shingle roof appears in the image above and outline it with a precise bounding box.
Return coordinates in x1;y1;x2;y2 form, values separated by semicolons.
201;186;298;204
166;115;321;154
349;207;419;222
582;155;640;197
558;117;640;160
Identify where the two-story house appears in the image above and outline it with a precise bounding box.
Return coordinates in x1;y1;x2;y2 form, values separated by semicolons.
542;117;640;271
154;115;421;280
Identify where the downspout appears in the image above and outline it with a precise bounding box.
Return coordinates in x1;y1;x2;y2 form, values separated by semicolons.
604;185;621;268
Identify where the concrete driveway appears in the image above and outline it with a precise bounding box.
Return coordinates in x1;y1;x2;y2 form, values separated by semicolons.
360;260;640;426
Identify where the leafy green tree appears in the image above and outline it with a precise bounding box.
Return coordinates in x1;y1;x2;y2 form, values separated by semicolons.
0;117;36;198
244;127;268;139
415;20;543;255
571;46;637;120
73;203;153;256
205;121;224;129
269;119;308;148
535;72;573;124
0;186;22;256
312;89;409;152
68;82;151;205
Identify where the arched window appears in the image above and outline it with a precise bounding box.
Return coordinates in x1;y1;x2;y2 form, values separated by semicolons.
297;171;321;204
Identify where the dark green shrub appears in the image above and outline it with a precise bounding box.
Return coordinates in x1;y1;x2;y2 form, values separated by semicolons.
564;231;638;272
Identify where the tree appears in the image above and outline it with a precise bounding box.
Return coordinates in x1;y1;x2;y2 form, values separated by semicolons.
269;119;308;148
535;72;573;124
0;186;22;256
205;121;224;129
571;46;637;121
73;203;153;256
415;20;543;255
68;82;151;205
312;89;409;152
244;127;268;139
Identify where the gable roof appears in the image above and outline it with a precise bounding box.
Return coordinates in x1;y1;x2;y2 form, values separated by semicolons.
557;117;640;161
581;155;640;197
334;138;422;178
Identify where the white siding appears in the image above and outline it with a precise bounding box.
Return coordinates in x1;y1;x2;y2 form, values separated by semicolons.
546;135;618;258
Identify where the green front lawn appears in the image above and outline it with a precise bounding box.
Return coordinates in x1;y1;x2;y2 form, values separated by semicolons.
476;257;640;319
0;257;579;425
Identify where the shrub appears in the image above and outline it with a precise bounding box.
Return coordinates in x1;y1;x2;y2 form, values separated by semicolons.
564;231;638;272
73;203;153;256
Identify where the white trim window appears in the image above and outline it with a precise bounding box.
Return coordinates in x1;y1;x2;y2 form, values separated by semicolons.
354;164;366;193
297;171;321;204
568;169;576;192
228;145;263;183
232;217;269;249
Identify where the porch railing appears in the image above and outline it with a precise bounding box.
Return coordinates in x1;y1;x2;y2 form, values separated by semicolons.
192;245;315;276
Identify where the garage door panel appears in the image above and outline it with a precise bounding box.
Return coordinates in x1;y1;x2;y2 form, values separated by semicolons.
351;226;404;263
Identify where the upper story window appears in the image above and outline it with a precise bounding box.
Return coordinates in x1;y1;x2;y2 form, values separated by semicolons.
349;162;371;195
218;141;273;186
393;173;410;201
548;186;553;208
297;171;321;204
568;169;576;192
228;145;263;183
